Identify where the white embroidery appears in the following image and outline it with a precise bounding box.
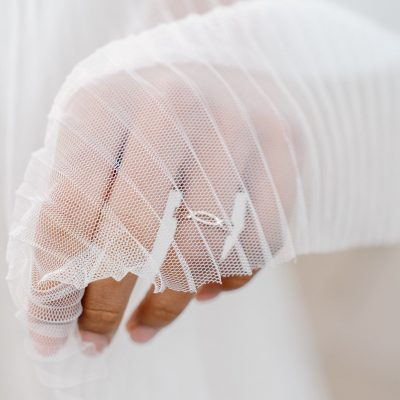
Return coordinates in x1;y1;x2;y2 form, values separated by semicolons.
150;190;249;271
148;190;182;276
221;192;248;261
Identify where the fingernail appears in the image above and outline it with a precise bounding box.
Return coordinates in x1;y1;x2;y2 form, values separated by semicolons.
80;331;109;355
129;326;158;343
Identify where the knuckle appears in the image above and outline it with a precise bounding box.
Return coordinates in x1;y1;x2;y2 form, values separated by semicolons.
79;307;122;334
145;303;180;327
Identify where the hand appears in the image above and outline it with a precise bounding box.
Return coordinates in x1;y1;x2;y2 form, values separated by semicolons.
78;269;258;352
24;64;295;355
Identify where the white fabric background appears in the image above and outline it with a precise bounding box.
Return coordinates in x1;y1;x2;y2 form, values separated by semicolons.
0;1;398;399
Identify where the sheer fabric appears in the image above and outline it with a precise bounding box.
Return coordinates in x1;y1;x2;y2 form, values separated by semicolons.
4;0;400;398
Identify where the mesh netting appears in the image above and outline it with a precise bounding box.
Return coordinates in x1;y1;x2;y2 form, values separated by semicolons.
6;0;400;369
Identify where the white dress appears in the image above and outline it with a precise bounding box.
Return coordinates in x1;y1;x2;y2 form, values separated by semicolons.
1;1;399;399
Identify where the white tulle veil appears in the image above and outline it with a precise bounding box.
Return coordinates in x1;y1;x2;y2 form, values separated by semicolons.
5;0;400;397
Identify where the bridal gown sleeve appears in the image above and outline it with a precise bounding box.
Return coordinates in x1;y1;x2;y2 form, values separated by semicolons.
5;0;400;396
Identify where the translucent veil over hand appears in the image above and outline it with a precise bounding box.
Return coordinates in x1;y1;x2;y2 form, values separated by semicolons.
6;0;400;391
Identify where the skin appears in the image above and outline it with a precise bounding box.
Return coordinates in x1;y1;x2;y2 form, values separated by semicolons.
78;270;258;352
29;64;294;354
72;67;267;352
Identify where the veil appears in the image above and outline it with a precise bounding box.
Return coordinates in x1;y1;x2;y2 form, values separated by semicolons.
5;0;400;396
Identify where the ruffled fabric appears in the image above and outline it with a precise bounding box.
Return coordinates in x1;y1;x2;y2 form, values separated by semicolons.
6;0;400;396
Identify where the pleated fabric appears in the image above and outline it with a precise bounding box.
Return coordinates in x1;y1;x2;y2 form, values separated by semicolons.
3;0;400;398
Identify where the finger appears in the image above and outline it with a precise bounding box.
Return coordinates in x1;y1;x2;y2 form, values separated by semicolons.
25;82;128;355
220;268;259;291
78;274;137;352
126;284;193;343
126;241;194;343
196;268;259;301
77;70;194;348
195;283;223;301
